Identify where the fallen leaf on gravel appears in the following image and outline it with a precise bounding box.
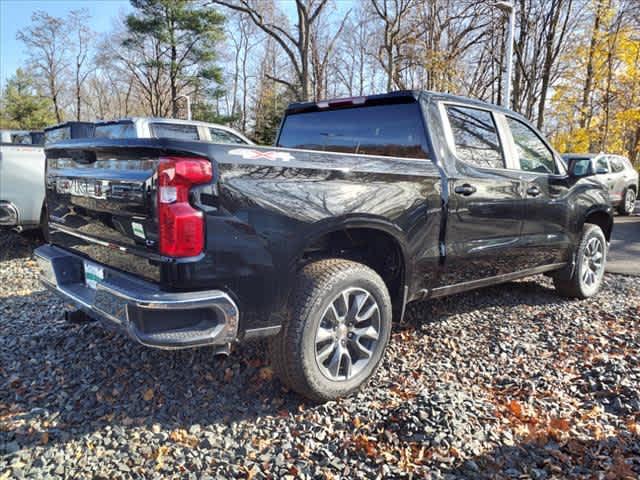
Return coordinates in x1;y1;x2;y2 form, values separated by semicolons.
40;432;48;445
353;416;362;428
352;434;377;458
143;388;154;401
549;418;570;432
244;464;259;479
507;399;523;418
258;367;273;381
155;446;168;471
626;422;640;435
169;429;198;448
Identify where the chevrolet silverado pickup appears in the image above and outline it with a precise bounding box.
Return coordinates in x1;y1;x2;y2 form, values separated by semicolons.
36;91;613;401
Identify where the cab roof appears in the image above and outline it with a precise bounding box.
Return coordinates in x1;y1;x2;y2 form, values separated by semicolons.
285;90;529;122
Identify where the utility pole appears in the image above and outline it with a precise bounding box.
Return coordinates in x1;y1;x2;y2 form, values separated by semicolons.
493;2;515;108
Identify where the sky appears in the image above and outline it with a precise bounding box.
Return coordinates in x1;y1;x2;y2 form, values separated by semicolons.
0;0;132;90
0;0;354;92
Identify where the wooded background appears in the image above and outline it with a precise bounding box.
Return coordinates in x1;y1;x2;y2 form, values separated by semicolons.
1;0;638;165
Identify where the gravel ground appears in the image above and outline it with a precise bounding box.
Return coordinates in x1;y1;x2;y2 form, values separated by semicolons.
1;230;639;479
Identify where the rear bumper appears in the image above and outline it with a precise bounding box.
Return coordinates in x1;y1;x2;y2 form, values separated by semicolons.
34;244;239;349
0;201;18;226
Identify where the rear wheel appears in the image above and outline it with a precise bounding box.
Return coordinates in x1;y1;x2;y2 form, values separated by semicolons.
269;259;392;402
618;188;636;216
553;224;606;298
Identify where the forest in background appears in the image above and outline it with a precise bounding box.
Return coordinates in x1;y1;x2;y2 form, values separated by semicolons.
0;0;638;165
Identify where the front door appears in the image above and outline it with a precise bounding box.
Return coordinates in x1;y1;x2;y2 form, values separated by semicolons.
438;104;526;287
502;115;571;268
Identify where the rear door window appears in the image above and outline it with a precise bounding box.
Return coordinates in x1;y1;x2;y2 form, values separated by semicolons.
277;102;429;158
609;156;624;173
505;117;558;174
150;123;200;140
445;105;505;169
209;128;247;144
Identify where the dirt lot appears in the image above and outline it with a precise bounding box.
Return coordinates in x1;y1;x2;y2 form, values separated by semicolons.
1;230;639;479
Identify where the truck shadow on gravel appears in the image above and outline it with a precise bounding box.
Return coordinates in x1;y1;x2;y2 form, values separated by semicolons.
403;278;569;326
2;276;581;458
445;432;640;478
0;230;43;261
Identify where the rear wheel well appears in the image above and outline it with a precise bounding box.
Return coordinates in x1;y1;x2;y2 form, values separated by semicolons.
628;184;637;194
584;211;612;241
300;228;405;317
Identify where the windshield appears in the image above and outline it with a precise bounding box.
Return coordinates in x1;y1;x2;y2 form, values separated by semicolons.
277;102;429;159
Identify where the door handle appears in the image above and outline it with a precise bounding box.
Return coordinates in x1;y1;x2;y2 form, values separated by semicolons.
526;185;541;197
454;184;477;196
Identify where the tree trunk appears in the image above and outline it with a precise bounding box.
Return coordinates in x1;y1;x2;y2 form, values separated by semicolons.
580;1;603;130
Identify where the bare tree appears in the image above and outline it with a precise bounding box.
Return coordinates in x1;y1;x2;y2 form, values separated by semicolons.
211;0;330;101
68;9;94;121
370;0;415;91
16;11;69;123
310;6;351;99
225;12;262;131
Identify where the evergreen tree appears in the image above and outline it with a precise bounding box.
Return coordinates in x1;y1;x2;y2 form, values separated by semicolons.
125;0;226;118
0;69;56;129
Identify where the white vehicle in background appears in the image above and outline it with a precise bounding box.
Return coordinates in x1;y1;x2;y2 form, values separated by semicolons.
0;122;94;232
92;117;253;144
1;118;251;233
0;130;45;231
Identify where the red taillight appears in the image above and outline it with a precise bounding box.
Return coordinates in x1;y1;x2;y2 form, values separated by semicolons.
157;156;212;257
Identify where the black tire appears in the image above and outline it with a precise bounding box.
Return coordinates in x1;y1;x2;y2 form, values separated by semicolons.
617;188;636;216
553;224;607;299
269;259;392;402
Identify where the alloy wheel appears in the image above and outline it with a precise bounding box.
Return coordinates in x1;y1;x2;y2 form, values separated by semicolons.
314;287;381;381
581;236;604;287
625;190;636;213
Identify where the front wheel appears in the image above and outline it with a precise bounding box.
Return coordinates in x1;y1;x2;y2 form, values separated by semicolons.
269;259;392;402
618;188;636;216
553;224;607;298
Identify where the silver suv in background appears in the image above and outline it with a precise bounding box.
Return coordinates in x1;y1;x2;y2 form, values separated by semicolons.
563;153;638;215
93;117;253;144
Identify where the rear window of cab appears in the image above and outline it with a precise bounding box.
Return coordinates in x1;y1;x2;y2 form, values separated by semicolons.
277;103;429;159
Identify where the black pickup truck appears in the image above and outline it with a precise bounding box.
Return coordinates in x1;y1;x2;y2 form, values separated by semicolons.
35;91;613;401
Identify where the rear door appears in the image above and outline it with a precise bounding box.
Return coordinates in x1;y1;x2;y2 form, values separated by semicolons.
607;155;627;204
593;155;614;200
438;103;526;287
501;115;571;268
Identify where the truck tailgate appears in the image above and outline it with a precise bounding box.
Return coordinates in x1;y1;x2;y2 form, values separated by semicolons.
45;139;210;283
